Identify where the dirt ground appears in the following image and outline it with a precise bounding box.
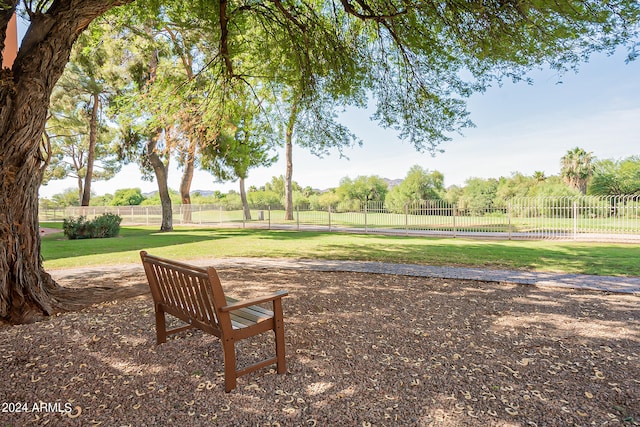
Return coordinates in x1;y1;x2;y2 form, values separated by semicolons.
1;267;638;426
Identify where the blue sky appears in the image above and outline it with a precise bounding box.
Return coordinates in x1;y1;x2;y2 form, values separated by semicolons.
39;47;640;198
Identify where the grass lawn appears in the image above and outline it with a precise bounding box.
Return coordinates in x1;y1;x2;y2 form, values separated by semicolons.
39;223;640;276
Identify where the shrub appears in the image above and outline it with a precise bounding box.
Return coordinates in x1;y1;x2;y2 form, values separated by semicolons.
90;213;122;238
63;213;121;239
63;216;92;239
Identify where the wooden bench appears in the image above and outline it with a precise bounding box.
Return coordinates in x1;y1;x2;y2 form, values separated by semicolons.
140;251;288;392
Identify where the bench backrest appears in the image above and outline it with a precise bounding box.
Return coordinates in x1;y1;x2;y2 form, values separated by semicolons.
140;251;229;334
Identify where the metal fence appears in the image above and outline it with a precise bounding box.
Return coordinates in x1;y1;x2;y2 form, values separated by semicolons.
40;195;640;242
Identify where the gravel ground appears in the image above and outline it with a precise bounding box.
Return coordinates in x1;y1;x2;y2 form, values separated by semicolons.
1;267;639;426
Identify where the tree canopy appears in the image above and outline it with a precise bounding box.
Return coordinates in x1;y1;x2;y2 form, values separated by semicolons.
589;156;640;195
2;0;640;323
386;165;445;212
336;175;389;206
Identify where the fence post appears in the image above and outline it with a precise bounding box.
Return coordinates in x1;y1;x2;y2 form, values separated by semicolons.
328;206;332;232
268;206;271;230
364;202;368;233
405;204;408;236
296;206;300;231
540;199;544;239
573;201;578;240
219;206;223;226
452;204;457;238
507;203;512;240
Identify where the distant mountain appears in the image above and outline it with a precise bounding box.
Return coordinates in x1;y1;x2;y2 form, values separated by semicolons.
143;181;403;198
190;190;217;196
383;178;403;189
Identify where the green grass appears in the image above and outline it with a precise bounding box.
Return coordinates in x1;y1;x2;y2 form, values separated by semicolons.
39;224;640;276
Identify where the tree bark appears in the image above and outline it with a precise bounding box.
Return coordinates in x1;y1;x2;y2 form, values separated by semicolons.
81;92;99;206
167;25;196;224
284;96;299;221
142;47;173;231
239;177;251;220
77;174;84;202
0;0;133;323
179;140;195;223
147;133;173;231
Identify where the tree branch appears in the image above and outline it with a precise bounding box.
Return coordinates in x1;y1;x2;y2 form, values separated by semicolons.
338;0;406;21
270;0;315;89
219;0;235;77
164;25;194;79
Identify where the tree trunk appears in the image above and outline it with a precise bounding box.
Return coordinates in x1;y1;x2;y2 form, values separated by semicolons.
142;48;172;231
579;179;588;195
81;92;99;206
171;29;196;224
77;175;84;202
0;0;133;324
239;177;251;220
284;96;299;221
146;133;173;232
179;141;195;223
0;123;58;323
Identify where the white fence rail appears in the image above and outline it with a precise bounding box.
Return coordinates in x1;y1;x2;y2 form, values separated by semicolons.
40;195;640;242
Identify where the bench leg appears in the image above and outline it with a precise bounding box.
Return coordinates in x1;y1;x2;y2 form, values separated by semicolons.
275;328;286;374
274;300;287;374
222;337;237;392
155;307;167;344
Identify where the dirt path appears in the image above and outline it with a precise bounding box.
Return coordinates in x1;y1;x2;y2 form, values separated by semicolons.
1;267;638;426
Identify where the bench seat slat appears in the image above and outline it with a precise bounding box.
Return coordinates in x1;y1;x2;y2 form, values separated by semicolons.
230;311;273;329
225;297;273;325
223;297;276;314
232;306;273;321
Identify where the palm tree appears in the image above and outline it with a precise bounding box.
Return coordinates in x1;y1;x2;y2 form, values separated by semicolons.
560;147;594;194
533;171;546;182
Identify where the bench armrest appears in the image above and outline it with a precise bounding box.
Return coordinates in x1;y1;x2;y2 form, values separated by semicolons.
219;290;288;312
